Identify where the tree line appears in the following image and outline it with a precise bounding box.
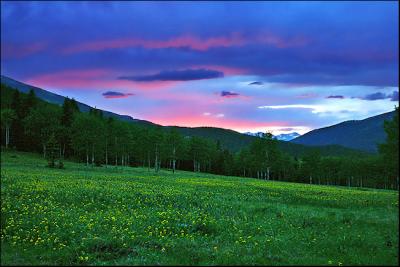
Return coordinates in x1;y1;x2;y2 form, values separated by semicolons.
1;84;398;190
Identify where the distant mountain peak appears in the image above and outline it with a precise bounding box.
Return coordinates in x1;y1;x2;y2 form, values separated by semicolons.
1;75;388;155
274;132;301;141
243;131;301;141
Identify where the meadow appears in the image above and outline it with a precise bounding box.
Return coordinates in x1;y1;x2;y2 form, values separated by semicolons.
1;151;398;266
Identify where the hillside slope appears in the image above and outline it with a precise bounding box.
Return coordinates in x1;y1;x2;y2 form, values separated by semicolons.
0;75;156;126
0;75;369;157
291;111;395;153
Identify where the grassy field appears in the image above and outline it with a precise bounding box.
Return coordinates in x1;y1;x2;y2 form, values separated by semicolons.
1;151;398;266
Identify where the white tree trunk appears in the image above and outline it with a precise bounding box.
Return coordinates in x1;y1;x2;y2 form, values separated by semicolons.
91;144;94;166
155;149;158;172
147;152;150;171
105;140;108;167
86;147;89;166
5;126;9;149
172;146;176;173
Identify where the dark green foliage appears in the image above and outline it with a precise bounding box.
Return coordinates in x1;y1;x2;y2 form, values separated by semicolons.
248;132;282;180
301;150;321;184
0;83;398;190
1;77;370;157
1;109;16;149
1;75;153;125
46;133;59;168
292;111;396;152
379;107;399;187
23;104;61;157
59;98;79;158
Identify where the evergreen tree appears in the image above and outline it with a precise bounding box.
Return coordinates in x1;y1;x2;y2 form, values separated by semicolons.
23;105;60;157
46;133;59;168
22;89;37;116
59;98;79;157
379;107;399;189
302;150;321;184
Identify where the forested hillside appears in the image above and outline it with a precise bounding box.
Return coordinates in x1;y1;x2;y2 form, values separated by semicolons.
0;75;156;126
1;83;398;189
292;111;396;152
0;75;369;157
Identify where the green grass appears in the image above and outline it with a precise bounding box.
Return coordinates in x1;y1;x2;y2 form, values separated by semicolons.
1;151;398;266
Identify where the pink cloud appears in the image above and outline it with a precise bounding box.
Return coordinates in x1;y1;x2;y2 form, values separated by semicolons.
62;32;310;54
146;113;289;133
25;69;112;89
192;65;248;76
1;42;47;59
132;100;289;133
258;34;309;49
62;34;245;54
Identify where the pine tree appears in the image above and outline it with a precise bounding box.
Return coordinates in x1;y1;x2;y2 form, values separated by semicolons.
379;107;399;189
46;133;59;168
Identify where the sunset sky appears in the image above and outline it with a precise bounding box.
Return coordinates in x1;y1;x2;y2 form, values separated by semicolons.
1;1;398;134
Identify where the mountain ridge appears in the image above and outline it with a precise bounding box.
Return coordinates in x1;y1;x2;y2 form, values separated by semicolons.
0;75;156;126
0;75;374;156
291;111;395;152
244;131;301;141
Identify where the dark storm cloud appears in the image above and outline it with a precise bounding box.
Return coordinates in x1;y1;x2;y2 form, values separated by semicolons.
363;92;388;100
360;91;399;101
220;91;240;98
102;91;134;98
248;81;263;85
326;95;345;99
118;69;224;82
1;1;398;87
390;91;399;101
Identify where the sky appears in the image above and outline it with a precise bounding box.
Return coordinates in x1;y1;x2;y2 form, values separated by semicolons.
1;1;398;135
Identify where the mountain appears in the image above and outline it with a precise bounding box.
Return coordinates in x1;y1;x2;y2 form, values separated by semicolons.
291;111;395;153
274;132;301;141
244;132;264;138
244;131;301;141
0;75;156;127
0;75;369;157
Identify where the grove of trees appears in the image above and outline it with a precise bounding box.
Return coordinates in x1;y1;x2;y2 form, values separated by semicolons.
1;84;398;190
